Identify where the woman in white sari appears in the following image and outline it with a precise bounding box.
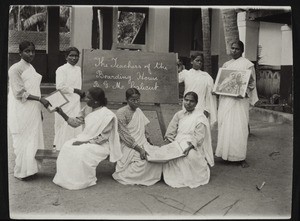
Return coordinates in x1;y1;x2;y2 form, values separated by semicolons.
163;92;214;188
112;88;162;186
8;41;51;180
215;41;258;168
53;47;85;150
178;53;217;127
53;87;122;190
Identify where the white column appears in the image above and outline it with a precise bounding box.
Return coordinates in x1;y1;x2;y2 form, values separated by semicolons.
281;24;293;66
237;11;259;61
147;7;170;52
71;6;93;67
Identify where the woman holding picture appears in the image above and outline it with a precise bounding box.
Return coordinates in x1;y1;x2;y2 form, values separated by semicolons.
215;40;258;168
8;41;51;180
53;47;85;151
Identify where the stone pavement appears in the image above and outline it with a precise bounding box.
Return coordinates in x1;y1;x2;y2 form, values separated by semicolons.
7;103;293;220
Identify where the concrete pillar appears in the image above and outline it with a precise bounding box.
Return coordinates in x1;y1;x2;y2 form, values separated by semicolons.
71;6;93;67
281;25;293;66
237;11;259;62
280;24;293;106
147;7;170;52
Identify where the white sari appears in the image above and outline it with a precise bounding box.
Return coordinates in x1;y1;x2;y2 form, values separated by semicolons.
179;69;217;127
112;108;162;186
53;107;122;190
8;63;44;179
54;63;82;150
215;57;258;161
163;109;214;188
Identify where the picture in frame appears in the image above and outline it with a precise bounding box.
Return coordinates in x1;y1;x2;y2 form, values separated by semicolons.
44;90;69;113
213;68;252;97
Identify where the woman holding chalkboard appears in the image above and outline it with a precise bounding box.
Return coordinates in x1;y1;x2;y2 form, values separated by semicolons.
8;41;51;180
112;88;163;186
178;53;217;127
53;47;85;151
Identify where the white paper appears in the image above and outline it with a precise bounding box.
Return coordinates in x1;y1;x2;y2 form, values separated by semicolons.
44;90;69;112
146;141;189;163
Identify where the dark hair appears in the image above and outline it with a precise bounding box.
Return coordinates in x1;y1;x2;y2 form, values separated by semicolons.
125;88;141;100
19;41;35;52
88;87;107;106
184;91;198;104
190;52;203;61
65;47;80;58
231;40;244;53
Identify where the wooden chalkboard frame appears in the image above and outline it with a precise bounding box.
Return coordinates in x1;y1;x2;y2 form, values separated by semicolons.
81;49;179;104
81;49;180;138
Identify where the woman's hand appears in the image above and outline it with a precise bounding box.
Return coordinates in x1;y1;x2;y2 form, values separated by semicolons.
72;141;88;146
139;148;149;160
74;88;86;99
40;97;52;108
204;110;210;118
146;137;153;145
134;145;149;160
67;117;82;128
183;142;195;156
55;107;63;114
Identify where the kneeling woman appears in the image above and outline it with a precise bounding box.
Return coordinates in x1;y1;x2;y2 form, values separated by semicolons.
53;87;122;190
112;88;162;186
163;92;214;188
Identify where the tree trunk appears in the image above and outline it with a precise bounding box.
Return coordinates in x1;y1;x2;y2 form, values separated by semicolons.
201;8;212;74
221;9;239;54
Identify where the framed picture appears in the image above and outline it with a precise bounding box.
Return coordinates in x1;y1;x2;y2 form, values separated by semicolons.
213;68;252;97
44;90;69;113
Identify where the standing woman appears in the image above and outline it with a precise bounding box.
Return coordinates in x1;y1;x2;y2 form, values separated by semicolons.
215;40;258;168
178;53;217;127
53;47;85;150
8;41;51;180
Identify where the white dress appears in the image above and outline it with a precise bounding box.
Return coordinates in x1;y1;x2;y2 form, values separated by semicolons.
179;68;217;126
163;109;214;188
215;57;259;161
112;108;163;186
54;63;82;150
53;107;122;190
8;59;44;178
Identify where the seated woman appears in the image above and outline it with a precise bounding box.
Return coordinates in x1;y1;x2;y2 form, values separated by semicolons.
52;87;122;190
163;91;214;188
112;88;162;186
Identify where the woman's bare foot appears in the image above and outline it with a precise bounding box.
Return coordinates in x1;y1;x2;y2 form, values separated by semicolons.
241;160;249;168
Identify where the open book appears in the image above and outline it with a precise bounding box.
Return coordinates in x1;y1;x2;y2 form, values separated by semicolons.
146;141;190;163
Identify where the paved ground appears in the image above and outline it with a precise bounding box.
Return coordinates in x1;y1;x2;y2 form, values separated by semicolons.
7;103;293;220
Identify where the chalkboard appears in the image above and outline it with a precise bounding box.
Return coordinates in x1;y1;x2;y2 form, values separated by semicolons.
82;49;179;103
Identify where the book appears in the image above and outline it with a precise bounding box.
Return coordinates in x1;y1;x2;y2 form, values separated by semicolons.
44;89;69;113
146;141;190;163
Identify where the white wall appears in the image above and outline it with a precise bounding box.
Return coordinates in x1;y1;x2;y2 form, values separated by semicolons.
71;6;93;67
147;7;170;53
258;22;284;66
